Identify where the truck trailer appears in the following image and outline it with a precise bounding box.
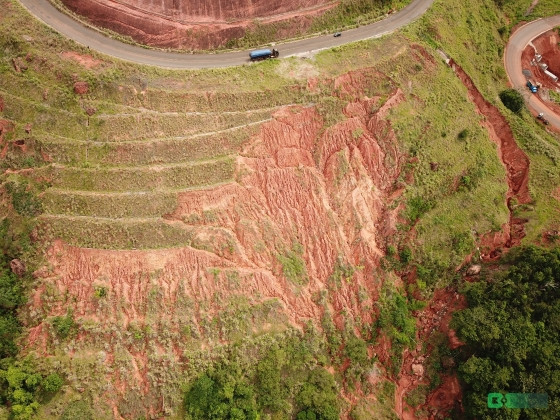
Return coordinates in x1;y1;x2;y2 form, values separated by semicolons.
249;49;279;61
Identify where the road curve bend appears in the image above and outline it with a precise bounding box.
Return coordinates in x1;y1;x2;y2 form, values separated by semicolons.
17;0;433;69
504;15;560;129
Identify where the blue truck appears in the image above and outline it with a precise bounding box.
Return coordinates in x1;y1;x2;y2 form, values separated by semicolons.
526;81;538;93
249;48;279;61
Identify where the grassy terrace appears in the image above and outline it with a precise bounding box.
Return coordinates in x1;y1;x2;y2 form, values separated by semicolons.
2;0;559;256
37;124;259;166
0;0;323;248
40;216;195;249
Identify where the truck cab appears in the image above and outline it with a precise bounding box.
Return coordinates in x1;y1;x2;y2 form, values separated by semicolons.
526;81;538;93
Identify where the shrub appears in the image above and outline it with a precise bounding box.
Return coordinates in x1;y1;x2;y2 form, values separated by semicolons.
51;312;76;339
42;373;63;393
499;89;524;114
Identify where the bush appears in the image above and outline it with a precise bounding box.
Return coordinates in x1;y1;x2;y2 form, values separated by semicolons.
499;89;524;114
42;373;63;393
51;312;76;339
457;129;469;140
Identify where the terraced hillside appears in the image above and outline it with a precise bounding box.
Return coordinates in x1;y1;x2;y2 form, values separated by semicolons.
2;0;560;419
1;62;314;249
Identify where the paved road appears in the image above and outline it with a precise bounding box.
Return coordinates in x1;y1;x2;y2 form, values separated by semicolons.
18;0;433;69
504;15;560;129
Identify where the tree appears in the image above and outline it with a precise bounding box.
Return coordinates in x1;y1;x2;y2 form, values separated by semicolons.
453;246;560;419
499;89;524;114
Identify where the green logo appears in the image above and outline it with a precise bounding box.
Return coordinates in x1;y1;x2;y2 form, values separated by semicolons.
487;393;548;409
488;393;505;408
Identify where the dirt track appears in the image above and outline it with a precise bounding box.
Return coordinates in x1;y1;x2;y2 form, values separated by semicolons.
504;15;560;129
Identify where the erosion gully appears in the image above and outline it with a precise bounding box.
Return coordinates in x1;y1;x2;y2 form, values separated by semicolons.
393;58;531;419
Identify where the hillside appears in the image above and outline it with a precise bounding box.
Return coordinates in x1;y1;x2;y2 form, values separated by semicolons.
1;0;560;419
52;0;410;50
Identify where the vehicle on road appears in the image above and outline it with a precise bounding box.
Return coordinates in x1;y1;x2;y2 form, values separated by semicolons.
333;32;342;37
249;49;279;61
526;81;538;93
537;112;550;125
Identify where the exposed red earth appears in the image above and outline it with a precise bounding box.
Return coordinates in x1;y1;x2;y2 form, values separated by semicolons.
59;0;339;49
26;69;417;417
522;29;560;118
448;60;530;260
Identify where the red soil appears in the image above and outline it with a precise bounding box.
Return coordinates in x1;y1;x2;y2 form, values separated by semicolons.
448;59;530;260
73;81;89;95
394;287;466;420
60;51;104;69
27;68;417;418
522;30;560;118
59;0;339;49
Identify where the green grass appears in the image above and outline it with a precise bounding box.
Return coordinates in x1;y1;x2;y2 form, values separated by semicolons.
40;216;195;249
89;108;273;142
277;241;309;286
44;157;234;192
38;124;256;166
401;0;560;248
41;190;178;218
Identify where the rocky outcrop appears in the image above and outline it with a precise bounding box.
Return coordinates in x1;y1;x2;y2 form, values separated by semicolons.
60;0;339;49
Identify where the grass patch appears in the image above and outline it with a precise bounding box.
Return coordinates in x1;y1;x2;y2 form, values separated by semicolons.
39;216;195;249
41;190;178;218
44;157;234;192
277;241;309;286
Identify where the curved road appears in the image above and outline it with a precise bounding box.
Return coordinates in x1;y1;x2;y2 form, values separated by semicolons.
504;15;560;129
18;0;433;69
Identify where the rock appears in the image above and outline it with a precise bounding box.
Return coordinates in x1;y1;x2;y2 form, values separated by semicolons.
25;123;32;134
85;107;97;116
466;264;481;276
73;81;89;95
411;363;424;376
430;162;439;171
10;259;26;277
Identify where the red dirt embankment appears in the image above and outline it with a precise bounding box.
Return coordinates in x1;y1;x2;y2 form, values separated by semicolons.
59;0;339;49
27;69;413;418
449;59;530;258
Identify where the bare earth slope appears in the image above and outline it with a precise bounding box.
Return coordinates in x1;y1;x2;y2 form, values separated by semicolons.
59;0;339;49
26;70;409;418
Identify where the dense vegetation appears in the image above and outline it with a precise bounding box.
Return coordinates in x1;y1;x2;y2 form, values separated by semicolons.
453;246;560;419
184;330;340;420
0;217;63;419
499;89;525;114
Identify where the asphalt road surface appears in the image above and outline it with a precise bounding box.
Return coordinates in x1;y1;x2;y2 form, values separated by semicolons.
504;15;560;130
18;0;433;69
